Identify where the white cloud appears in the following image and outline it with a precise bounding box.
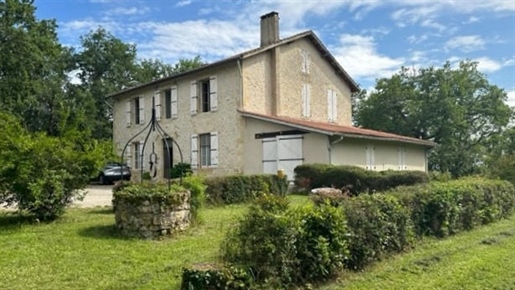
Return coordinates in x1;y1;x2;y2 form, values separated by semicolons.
332;34;404;80
507;90;515;108
445;35;485;53
463;16;480;24
103;6;150;16
474;57;503;73
135;20;259;63
176;0;192;7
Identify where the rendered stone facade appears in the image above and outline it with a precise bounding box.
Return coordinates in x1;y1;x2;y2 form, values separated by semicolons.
109;12;434;181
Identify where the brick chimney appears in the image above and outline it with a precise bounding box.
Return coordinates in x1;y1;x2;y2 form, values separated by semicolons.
260;12;279;47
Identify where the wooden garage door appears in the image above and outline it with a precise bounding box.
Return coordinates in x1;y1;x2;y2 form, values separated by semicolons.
262;135;303;181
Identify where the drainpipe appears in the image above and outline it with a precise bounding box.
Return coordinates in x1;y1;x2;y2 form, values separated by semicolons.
328;135;344;165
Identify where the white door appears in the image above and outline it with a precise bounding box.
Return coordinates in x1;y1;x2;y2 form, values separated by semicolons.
262;135;303;181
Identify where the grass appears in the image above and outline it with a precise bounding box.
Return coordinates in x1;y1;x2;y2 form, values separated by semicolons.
321;215;515;290
1;195;514;290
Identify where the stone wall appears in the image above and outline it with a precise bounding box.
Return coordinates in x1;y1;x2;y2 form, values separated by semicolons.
114;190;191;239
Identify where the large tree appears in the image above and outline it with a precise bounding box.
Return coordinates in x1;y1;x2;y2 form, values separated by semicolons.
355;61;513;176
0;0;75;136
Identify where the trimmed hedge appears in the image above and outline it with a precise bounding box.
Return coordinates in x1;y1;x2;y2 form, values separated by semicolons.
183;177;515;289
181;264;252;290
342;194;414;270
294;164;428;195
205;174;288;204
220;194;348;288
392;177;515;237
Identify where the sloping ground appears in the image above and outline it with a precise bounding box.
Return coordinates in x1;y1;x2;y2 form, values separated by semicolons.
322;215;515;290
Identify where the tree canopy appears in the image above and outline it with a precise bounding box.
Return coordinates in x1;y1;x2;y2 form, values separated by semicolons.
354;61;513;177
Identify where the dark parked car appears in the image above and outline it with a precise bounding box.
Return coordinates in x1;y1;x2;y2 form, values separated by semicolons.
98;162;131;185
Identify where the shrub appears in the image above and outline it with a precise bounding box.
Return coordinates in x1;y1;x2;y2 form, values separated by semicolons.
294;164;428;195
112;181;188;206
391;177;515;238
293;203;348;282
221;194;296;288
181;264;252;290
0;113;110;221
486;154;515;185
221;194;348;288
171;162;193;179
341;194;414;270
180;175;206;224
205;174;288;204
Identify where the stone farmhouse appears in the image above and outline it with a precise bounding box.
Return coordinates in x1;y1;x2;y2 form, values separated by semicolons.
109;12;436;181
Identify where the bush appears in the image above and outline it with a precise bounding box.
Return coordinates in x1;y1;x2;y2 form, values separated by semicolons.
112;181;188;206
0;113;110;221
341;194;414;270
205;174;288;204
221;194;348;288
392;177;515;237
171;162;193;179
180;175;206;224
294;164;428;195
181;264;252;290
487;154;515;185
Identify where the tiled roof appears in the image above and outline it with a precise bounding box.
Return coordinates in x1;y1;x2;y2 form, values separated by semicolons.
108;30;359;98
239;110;437;147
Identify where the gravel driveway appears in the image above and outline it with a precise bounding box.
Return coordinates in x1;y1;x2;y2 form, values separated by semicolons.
73;184;114;208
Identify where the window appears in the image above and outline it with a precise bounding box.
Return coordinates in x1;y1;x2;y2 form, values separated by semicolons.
134;98;140;124
191;132;218;168
164;89;172;119
199;133;211;166
327;89;337;122
133;96;144;124
190;76;217;114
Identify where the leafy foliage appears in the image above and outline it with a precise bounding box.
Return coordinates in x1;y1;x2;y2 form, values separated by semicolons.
354;61;513;177
181;264;253;290
341;194;414;270
205;174;288;204
112;181;188;206
294;164;428;195
180;175;207;224
392;177;515;237
171;162;193;179
0;113;110;220
221;194;348;288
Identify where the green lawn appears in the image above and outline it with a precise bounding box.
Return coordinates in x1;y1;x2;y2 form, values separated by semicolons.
1;195;514;290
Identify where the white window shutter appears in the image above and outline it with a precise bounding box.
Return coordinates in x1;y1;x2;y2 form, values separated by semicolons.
154;91;161;121
191;134;199;168
125;144;131;167
190;81;198;115
372;146;376;170
365;145;370;170
171;86;178;119
139;141;145;170
307;84;311;117
138;96;145;124
125;100;132;127
332;90;338;121
327;90;333;122
209;76;218;111
301;49;309;73
210;131;218;167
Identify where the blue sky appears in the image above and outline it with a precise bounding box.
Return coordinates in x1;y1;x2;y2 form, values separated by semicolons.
36;0;515;106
